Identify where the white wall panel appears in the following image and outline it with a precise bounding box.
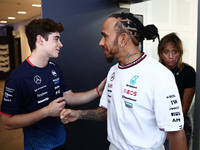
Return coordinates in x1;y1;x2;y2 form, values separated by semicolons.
147;0;173;31
130;0;197;70
172;0;193;32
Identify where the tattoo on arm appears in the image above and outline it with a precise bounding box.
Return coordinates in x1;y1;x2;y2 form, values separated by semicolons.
126;52;137;59
79;108;107;121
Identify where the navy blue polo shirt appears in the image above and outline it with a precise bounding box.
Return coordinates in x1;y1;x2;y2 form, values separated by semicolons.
1;58;70;150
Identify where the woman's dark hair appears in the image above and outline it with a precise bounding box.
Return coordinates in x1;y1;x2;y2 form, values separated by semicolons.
109;12;160;46
25;18;64;51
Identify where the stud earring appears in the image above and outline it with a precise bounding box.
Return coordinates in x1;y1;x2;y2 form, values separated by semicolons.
121;44;124;47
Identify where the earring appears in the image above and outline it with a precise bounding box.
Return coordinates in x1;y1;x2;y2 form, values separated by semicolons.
121;44;124;47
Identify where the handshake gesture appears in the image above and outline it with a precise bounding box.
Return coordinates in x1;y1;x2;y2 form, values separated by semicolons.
60;107;107;124
60;109;79;124
59;78;107;124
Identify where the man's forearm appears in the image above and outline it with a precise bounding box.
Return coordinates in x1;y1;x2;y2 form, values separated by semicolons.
1;107;48;130
78;107;107;121
64;89;99;106
168;129;187;150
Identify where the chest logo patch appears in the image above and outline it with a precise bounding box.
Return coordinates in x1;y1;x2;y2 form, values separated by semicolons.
130;75;139;85
110;72;115;81
34;75;42;84
125;101;133;108
52;70;57;76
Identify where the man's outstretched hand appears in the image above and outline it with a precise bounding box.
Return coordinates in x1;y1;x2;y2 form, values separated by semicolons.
60;109;79;124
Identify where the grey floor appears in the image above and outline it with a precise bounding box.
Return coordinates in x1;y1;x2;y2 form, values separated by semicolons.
0;80;24;150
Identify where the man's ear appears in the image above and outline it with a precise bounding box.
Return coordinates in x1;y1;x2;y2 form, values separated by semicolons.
120;33;129;47
36;35;43;44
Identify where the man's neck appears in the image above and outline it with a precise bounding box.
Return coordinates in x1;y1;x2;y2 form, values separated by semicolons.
28;51;49;68
118;48;142;66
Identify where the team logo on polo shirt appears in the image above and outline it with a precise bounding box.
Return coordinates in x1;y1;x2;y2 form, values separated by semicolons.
171;112;180;116
52;70;57;76
34;75;42;84
110;72;115;81
125;101;133;108
130;75;139;85
169;106;179;111
172;118;181;122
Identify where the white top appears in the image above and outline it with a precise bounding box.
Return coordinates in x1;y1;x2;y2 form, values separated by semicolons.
99;54;184;150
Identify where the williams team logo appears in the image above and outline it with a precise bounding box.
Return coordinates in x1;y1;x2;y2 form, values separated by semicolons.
52;70;57;76
130;75;139;85
110;72;115;81
34;75;42;84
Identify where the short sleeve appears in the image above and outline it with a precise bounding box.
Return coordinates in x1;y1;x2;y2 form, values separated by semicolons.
99;80;108;109
154;81;184;132
0;78;22;116
57;66;70;93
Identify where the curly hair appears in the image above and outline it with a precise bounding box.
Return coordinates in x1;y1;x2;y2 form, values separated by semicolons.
109;12;160;46
25;18;64;51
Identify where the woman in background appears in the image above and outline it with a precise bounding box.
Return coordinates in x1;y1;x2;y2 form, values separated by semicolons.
157;32;196;150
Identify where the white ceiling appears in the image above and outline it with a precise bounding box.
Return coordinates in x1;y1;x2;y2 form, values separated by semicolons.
0;0;41;26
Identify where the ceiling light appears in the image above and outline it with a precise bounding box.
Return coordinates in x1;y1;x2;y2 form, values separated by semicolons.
18;11;26;14
32;4;41;7
8;17;15;19
0;21;7;23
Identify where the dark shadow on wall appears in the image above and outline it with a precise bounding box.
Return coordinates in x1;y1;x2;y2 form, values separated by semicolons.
41;0;129;149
